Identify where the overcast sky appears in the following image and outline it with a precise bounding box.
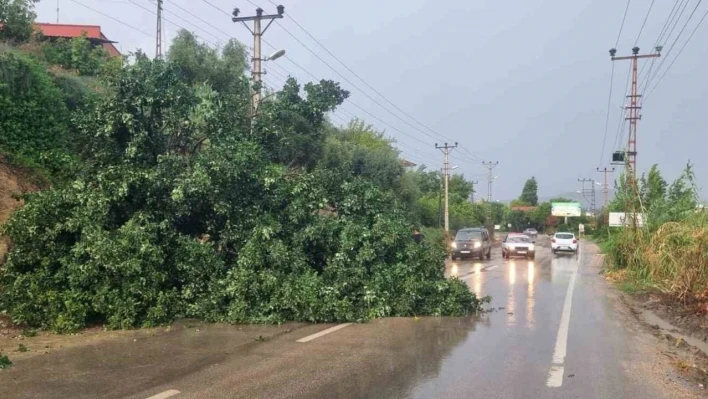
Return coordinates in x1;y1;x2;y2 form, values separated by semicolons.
37;0;707;200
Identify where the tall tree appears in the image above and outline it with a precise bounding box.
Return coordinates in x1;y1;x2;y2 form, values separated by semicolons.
639;164;667;210
0;0;38;42
519;177;539;206
167;30;248;96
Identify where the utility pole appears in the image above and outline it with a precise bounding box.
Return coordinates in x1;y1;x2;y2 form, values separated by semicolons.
155;0;163;58
56;0;60;23
578;178;597;216
596;167;615;208
470;180;479;203
609;46;661;183
483;161;499;202
436;142;458;234
233;5;285;117
483;161;499;225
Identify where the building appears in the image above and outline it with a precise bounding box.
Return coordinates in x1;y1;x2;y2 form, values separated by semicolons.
25;23;120;57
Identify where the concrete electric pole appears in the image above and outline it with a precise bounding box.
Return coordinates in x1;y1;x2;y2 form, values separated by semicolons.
577;178;598;216
470;180;479;203
483;161;499;202
232;5;285;117
436;142;457;234
155;0;163;58
609;46;661;183
596;167;615;208
483;161;499;225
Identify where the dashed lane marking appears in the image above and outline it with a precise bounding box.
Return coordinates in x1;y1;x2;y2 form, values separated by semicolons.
297;323;353;343
146;389;180;399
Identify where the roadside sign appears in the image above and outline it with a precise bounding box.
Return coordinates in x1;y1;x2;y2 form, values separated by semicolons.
551;202;582;217
609;212;645;227
578;224;585;233
494;224;501;230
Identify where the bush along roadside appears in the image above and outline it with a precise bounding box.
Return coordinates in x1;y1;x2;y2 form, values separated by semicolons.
0;58;484;333
602;164;707;303
0;353;11;369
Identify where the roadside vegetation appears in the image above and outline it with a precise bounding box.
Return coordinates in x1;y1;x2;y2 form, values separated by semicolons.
597;163;707;305
0;2;493;332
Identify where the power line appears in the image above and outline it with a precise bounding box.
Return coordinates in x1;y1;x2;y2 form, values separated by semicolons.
634;0;656;45
126;0;221;49
253;0;485;161
645;5;708;100
615;0;632;47
204;0;440;164
643;0;703;92
613;63;633;152
598;61;615;165
67;0;152;37
263;0;453;145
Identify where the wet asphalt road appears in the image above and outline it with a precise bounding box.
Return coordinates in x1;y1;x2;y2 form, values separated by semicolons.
0;238;694;398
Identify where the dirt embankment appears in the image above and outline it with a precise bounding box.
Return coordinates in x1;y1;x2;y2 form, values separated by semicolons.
0;156;42;261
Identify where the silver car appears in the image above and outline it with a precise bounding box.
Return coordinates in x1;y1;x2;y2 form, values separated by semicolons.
502;234;536;260
523;228;538;239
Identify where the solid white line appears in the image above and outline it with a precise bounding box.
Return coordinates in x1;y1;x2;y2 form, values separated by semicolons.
485;265;498;271
297;323;352;343
146;389;180;399
547;366;565;388
546;253;580;387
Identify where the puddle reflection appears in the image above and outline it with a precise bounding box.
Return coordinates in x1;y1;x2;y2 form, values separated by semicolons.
450;264;459;277
473;263;482;297
527;262;535;329
507;261;516;326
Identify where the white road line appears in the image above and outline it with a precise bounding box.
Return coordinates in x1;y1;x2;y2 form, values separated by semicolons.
297;323;352;343
547;366;565;388
546;252;580;388
146;389;180;399
485;265;498;271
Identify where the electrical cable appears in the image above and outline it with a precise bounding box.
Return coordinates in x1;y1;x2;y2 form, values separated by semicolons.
598;62;616;165
67;0;152;37
615;0;632;47
643;0;703;93
634;0;656;45
645;5;708;100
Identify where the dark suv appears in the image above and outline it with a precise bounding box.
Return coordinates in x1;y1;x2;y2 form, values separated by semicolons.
450;228;492;260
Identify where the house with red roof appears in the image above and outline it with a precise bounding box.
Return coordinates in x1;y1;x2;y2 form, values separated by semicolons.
35;23;121;57
0;22;121;56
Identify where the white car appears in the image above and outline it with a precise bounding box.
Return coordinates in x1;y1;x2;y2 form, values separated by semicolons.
551;232;578;255
502;234;535;260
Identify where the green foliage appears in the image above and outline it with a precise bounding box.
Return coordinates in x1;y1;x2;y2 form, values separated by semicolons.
167;30;248;96
604;163;707;301
0;48;70;165
40;35;121;77
0;58;481;332
257;77;349;168
16;344;27;352
0;0;37;42
0;353;11;369
519;176;538;206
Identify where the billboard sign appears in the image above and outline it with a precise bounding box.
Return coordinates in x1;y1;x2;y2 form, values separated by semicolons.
551;202;582;217
609;212;645;227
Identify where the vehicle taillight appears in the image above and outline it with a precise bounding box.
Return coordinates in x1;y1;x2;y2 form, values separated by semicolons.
552;239;556;243
573;239;577;244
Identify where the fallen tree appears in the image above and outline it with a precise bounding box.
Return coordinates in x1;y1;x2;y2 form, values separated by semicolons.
0;58;482;332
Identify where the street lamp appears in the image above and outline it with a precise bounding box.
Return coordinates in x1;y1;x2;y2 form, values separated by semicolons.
265;49;286;61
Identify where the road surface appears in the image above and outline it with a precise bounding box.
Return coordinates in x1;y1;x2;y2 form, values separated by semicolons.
0;238;699;398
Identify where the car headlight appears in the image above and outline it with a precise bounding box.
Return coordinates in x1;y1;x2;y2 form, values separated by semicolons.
450;242;457;249
529;244;535;251
474;242;481;248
